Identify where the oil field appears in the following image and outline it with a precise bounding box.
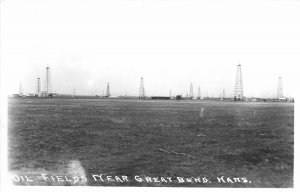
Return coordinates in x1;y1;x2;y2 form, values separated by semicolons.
2;1;298;189
7;64;295;188
8;98;294;187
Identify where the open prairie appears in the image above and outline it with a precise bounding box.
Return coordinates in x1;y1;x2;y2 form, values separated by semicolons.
8;98;294;187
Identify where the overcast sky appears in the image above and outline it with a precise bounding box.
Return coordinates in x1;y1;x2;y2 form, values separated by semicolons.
1;0;299;98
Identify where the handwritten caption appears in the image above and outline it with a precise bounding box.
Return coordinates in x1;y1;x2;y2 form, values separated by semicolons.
11;173;252;185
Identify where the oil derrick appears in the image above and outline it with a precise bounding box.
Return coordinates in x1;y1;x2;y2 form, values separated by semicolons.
197;86;201;100
139;77;145;99
277;77;284;99
36;77;41;96
234;64;243;101
106;82;110;97
43;66;52;97
189;82;194;100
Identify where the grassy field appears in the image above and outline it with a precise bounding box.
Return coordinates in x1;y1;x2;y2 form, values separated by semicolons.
8;98;294;187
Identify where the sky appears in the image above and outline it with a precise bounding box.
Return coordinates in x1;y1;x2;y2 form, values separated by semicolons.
1;0;300;98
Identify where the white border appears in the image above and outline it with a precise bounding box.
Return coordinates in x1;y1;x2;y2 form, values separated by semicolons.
1;0;299;192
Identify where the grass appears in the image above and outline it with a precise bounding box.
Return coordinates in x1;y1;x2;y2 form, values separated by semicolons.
8;98;294;187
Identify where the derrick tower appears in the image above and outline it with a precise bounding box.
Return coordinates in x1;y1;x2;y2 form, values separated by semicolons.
197;86;201;100
106;82;110;97
234;64;243;101
37;77;41;96
139;77;145;99
189;82;194;100
43;66;52;96
277;77;284;99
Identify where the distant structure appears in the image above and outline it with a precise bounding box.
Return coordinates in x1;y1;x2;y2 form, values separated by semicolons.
169;90;172;99
189;83;194;100
73;88;76;97
19;82;23;96
139;77;146;99
197;86;201;100
42;66;52;97
106;82;110;97
36;77;41;96
222;89;225;100
234;64;243;101
277;77;284;99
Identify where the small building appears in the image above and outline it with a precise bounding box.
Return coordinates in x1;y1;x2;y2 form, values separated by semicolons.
151;96;171;100
175;95;182;100
9;94;20;98
41;92;53;97
277;98;287;102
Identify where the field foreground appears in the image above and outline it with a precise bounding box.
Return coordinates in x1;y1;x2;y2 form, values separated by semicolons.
8;99;294;187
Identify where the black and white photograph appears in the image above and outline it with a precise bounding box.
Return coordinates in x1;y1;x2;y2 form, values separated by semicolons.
0;0;299;191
